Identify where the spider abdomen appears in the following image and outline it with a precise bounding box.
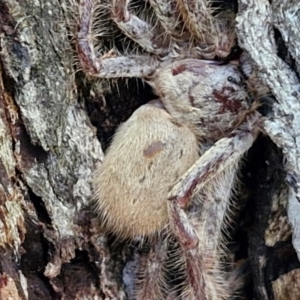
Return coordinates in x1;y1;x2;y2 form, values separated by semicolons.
93;100;199;239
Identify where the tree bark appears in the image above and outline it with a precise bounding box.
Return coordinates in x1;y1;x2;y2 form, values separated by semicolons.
0;0;299;299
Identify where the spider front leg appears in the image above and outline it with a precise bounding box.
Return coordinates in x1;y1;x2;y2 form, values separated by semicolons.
148;0;189;41
177;0;236;59
76;0;160;77
168;113;261;299
111;0;169;55
177;0;214;38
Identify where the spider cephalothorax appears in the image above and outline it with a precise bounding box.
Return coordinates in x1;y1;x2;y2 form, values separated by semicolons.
152;59;250;139
73;0;262;299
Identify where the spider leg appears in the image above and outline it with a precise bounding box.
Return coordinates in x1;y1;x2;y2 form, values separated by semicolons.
177;0;215;40
168;199;206;299
188;164;242;299
134;233;169;300
148;0;188;41
167;113;260;299
168;112;261;207
208;9;237;59
111;0;169;55
177;0;236;59
77;0;160;78
169;169;241;299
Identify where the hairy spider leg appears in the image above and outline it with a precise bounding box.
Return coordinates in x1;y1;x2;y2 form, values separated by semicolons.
111;0;168;55
169;113;260;205
134;233;169;300
168;113;260;299
177;0;236;59
77;0;160;77
148;0;188;40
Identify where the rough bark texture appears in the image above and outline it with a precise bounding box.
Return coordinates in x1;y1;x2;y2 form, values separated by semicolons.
0;0;299;299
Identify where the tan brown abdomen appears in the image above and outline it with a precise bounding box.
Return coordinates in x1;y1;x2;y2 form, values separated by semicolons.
93;102;199;239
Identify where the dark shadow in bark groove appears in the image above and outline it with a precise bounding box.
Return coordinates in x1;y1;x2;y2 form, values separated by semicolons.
52;249;104;299
240;134;298;299
83;77;155;151
21;219;57;300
